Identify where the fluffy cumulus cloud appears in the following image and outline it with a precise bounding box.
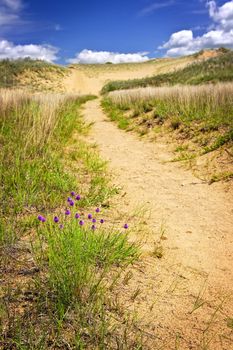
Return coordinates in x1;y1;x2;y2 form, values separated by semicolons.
160;0;233;56
0;39;59;61
67;49;150;64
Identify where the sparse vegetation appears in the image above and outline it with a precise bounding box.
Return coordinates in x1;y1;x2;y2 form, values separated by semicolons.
0;89;140;349
101;50;233;93
102;83;233;180
1;48;233;349
103;83;233;150
0;58;66;90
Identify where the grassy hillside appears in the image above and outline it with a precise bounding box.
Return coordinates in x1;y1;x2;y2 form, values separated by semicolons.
0;58;67;91
0;89;140;348
101;50;233;93
102;83;233;181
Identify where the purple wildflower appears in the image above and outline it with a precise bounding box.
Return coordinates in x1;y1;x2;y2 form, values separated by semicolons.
123;224;129;229
69;200;74;207
65;209;71;216
88;214;92;220
92;218;96;223
59;224;64;229
91;225;96;230
79;220;84;226
71;191;75;197
95;207;100;213
54;216;59;223
75;213;80;219
100;219;104;224
38;215;46;222
76;195;81;201
67;197;72;203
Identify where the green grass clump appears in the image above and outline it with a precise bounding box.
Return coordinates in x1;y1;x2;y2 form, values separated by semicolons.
33;213;138;348
101;50;233;93
101;98;131;130
203;129;233;153
37;218;138;312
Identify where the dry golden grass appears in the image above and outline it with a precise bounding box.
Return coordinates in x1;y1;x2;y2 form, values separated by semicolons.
107;83;233;139
0;88;30;114
0;89;82;151
102;83;233;176
108;82;233;109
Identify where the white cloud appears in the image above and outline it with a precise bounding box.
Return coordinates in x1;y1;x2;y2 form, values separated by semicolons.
0;39;59;61
67;49;150;64
160;0;233;56
161;30;193;49
207;0;233;30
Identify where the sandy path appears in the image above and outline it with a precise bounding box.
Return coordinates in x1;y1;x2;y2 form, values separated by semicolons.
63;63;233;348
82;99;233;349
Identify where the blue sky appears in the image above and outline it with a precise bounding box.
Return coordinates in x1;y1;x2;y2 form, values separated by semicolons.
0;0;232;64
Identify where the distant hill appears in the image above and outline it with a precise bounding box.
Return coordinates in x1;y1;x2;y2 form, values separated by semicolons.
101;48;233;93
0;58;66;91
1;49;232;94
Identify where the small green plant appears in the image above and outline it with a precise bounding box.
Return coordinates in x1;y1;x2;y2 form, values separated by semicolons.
209;171;233;184
174;144;189;152
172;152;196;162
190;279;207;314
101;98;131;130
203;129;233;153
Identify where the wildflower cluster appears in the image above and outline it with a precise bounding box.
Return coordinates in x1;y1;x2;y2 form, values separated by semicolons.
37;191;129;231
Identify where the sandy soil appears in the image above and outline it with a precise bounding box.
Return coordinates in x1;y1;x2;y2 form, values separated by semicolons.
64;57;193;95
64;67;233;349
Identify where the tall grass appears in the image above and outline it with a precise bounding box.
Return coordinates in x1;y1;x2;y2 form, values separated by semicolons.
37;215;138;314
0;89;94;245
1;89;140;349
108;83;233;127
103;83;233;152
